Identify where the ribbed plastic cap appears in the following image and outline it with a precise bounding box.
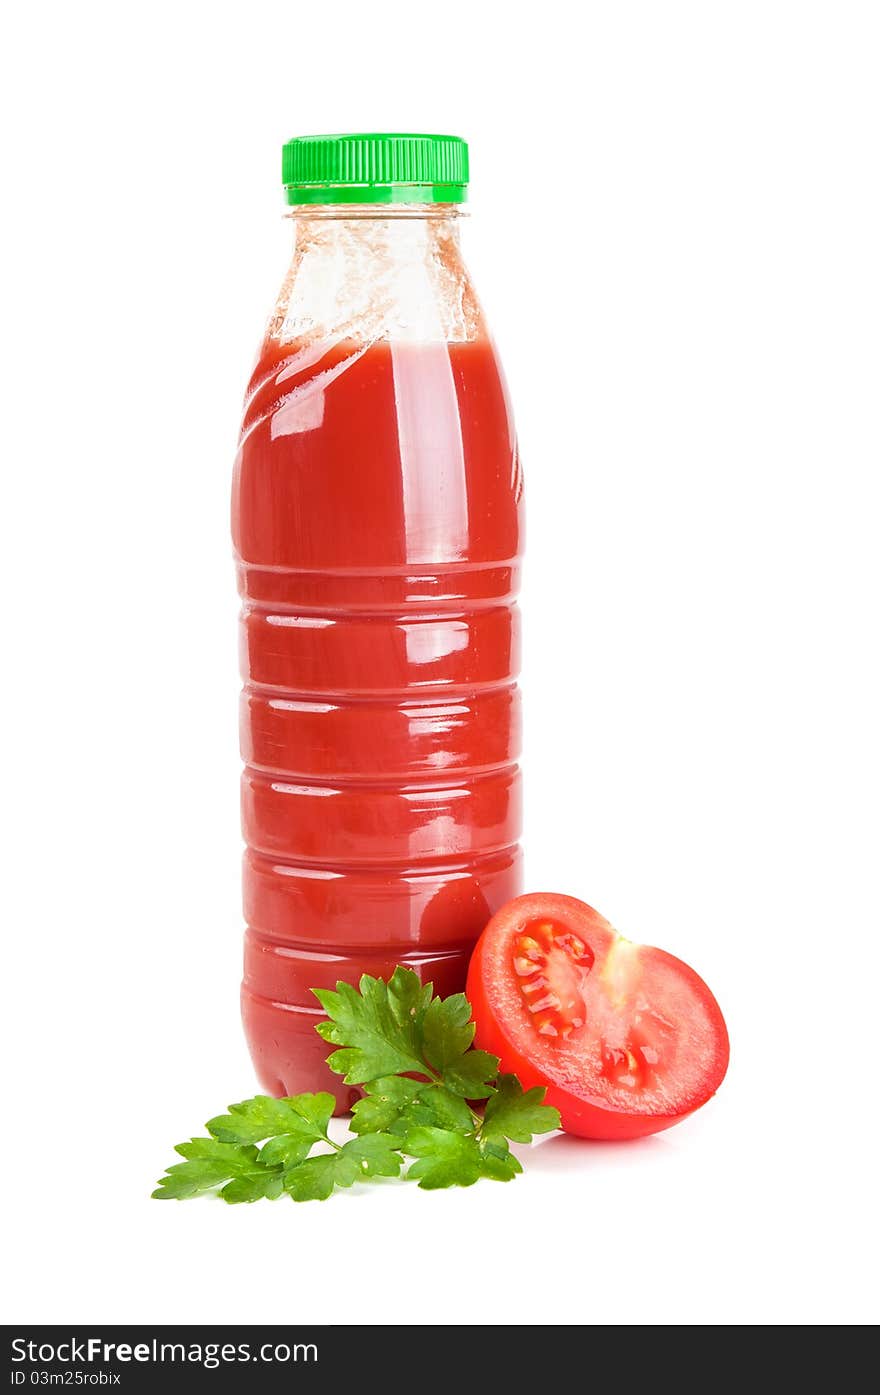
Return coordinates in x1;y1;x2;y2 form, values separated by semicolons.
282;133;468;205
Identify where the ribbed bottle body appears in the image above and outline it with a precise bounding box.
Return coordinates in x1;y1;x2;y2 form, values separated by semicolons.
233;285;522;1108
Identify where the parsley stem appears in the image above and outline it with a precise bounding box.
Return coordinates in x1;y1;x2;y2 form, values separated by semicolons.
417;1067;442;1085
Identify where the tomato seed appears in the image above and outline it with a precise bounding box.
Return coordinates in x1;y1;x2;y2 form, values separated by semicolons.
511;919;594;1039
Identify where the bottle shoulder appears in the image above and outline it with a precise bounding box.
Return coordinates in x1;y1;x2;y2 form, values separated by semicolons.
232;336;521;573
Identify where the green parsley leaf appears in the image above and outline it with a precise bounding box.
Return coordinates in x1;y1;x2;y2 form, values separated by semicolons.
402;1128;525;1189
173;1137;260;1165
341;1133;403;1179
477;1139;523;1182
404;1127;485;1189
481;1074;561;1145
152;1160;239;1200
316;967;498;1097
279;1133;402;1203
207;1092;335;1145
393;1084;475;1134
220;1171;285;1204
441;1048;499;1100
314;968;432;1083
351;1076;475;1137
349;1076;428;1134
152;1140;271;1200
283;1152;356;1202
257;1134;314;1168
421;992;475;1070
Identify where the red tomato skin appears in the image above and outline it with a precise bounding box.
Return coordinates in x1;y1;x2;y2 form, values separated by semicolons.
466;894;730;1141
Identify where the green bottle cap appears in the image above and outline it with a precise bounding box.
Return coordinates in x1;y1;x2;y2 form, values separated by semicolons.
281;132;468;206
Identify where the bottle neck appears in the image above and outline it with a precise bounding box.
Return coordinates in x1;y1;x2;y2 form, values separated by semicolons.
285;202;465;221
269;204;483;347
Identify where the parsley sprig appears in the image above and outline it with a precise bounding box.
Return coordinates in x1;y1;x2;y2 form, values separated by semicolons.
153;967;559;1202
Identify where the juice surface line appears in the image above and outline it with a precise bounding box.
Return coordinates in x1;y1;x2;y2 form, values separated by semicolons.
231;135;523;1108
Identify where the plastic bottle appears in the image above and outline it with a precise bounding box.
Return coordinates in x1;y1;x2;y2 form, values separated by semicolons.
232;134;523;1107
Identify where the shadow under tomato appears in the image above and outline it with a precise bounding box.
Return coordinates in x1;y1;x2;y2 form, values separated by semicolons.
515;1129;670;1173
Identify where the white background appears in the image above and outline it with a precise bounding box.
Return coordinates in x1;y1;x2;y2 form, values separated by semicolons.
3;0;878;1327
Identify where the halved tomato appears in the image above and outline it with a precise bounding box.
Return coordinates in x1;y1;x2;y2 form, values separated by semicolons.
467;893;729;1139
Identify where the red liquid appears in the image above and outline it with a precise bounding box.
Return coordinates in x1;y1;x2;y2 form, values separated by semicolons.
232;335;523;1108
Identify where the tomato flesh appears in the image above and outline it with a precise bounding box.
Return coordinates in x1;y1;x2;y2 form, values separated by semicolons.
467;893;729;1140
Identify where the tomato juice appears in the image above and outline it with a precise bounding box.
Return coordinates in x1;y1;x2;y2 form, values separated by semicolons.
233;334;523;1107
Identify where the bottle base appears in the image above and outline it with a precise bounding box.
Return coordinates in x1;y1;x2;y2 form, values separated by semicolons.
242;987;359;1112
241;936;501;1114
